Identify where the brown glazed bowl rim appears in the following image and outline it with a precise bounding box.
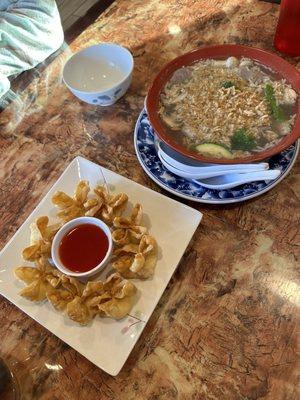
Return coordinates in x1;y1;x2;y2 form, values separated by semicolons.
146;44;300;164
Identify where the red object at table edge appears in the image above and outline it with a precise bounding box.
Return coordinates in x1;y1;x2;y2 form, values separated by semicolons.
274;0;300;57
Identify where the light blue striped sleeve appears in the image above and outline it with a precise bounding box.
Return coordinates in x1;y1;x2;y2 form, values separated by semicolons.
0;0;64;97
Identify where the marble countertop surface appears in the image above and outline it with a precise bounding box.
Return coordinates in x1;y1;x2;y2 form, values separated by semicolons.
0;0;299;399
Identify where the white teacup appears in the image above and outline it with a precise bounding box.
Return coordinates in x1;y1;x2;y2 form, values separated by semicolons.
63;43;134;106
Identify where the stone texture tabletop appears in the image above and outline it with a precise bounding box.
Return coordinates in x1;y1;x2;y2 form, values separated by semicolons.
0;0;299;399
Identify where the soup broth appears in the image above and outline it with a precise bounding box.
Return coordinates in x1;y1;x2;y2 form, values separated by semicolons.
159;57;297;158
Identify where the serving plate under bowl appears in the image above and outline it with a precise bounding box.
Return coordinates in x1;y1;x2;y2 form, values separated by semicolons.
135;108;299;204
146;44;300;164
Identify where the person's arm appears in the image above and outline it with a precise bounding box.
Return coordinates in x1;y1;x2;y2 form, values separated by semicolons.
0;0;64;97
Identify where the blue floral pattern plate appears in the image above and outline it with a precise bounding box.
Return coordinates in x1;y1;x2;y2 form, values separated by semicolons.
134;109;299;204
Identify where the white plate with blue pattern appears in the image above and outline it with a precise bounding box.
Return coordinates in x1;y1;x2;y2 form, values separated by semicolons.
134;109;299;204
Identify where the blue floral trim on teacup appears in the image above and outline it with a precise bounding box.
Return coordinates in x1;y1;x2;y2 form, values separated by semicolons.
114;88;122;96
92;95;113;105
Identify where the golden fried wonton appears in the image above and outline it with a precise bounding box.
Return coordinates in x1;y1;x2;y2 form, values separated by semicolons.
22;216;61;262
14;180;157;326
15;262;137;324
47;289;74;311
67;296;92;325
112;235;157;279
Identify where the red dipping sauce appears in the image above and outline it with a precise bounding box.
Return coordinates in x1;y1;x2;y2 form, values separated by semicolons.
59;223;109;273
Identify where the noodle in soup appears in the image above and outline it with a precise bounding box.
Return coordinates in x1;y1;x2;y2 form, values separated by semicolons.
159;57;297;158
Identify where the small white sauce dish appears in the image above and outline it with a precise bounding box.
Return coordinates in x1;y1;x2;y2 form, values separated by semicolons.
51;216;113;278
63;43;134;106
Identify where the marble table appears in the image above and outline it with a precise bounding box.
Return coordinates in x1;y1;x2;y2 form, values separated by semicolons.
0;0;299;399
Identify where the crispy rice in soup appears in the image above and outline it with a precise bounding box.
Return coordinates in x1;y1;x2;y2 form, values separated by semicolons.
159;57;298;158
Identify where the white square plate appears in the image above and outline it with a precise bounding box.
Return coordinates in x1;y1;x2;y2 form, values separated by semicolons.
0;157;202;375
